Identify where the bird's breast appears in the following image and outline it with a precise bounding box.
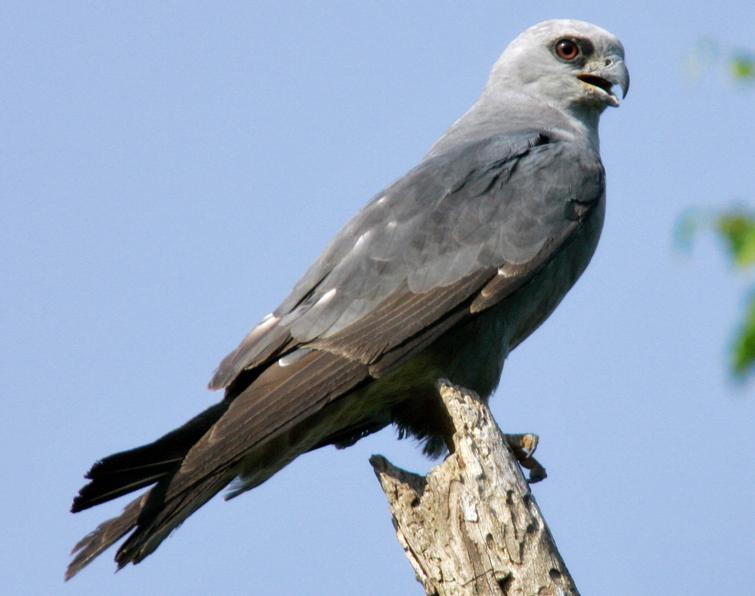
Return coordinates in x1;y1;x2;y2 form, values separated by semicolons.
503;195;605;351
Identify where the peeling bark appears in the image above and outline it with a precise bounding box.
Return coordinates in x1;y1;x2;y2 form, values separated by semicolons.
370;380;578;596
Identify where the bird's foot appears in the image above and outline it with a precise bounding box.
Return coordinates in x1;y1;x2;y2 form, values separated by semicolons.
503;433;547;483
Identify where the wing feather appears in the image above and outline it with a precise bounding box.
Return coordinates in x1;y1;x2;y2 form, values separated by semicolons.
311;268;496;363
195;131;604;500
208;132;568;389
167;350;369;498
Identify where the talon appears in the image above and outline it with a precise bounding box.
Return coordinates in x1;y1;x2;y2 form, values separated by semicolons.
521;457;547;483
504;433;547;483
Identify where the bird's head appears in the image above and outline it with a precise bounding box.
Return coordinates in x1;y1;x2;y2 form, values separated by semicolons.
488;19;629;117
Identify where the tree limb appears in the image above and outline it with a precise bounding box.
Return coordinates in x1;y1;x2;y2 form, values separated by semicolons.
370;379;578;595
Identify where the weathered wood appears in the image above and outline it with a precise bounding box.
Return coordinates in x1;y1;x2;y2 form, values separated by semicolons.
370;380;578;596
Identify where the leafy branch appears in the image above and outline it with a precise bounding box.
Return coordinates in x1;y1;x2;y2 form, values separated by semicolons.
677;209;755;379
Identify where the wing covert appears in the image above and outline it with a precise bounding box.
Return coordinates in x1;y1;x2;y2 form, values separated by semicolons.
210;131;603;389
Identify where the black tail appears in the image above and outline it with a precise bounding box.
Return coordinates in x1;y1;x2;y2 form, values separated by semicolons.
66;493;146;580
66;468;233;580
71;402;228;513
67;401;230;579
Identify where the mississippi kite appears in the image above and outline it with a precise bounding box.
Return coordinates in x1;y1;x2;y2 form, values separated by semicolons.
68;19;629;579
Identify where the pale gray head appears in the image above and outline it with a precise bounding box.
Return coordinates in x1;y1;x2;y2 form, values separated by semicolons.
426;19;628;158
486;19;629;116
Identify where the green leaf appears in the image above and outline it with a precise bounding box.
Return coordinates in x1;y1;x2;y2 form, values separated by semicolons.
716;213;755;268
730;53;755;82
732;294;755;377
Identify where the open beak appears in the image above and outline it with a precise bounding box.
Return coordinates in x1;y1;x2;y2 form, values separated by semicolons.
577;56;629;107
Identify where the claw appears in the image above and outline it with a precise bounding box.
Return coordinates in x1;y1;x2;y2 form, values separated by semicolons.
504;433;547;483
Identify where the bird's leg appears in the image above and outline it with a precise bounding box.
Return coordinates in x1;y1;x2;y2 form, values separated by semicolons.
503;433;547;483
428;387;546;481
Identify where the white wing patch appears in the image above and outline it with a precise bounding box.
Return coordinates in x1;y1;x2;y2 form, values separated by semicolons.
278;348;312;367
353;231;371;251
315;288;337;306
241;313;279;341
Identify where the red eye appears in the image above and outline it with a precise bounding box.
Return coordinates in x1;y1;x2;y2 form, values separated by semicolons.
555;39;580;61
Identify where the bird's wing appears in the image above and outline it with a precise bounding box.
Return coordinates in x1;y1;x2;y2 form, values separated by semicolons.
83;130;606;566
209;131;604;389
185;130;604;480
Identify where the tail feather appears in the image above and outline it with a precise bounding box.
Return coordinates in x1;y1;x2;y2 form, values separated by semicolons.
68;401;231;579
66;470;233;579
68;365;367;577
71;402;227;513
115;470;234;567
66;493;147;580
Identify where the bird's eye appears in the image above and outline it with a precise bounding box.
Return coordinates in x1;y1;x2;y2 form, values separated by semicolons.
555;39;580;61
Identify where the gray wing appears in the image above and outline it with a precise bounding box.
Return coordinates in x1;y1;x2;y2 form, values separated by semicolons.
210;130;604;390
169;129;605;508
73;131;605;568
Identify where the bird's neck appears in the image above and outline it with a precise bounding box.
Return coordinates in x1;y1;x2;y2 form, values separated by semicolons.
427;93;601;159
563;104;602;151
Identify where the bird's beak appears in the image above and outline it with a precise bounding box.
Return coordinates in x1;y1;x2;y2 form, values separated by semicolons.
577;56;630;107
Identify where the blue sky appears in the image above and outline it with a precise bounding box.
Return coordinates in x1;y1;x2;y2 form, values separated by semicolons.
2;2;754;595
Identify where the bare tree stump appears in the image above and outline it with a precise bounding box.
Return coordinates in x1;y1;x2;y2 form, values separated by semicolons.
370;380;578;596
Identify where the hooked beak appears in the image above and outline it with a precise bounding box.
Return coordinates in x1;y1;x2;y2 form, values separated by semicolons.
577;56;630;107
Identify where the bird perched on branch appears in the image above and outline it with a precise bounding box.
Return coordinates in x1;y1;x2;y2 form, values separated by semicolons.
68;19;628;579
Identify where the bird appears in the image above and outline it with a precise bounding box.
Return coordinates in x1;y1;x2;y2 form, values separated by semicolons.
67;19;629;579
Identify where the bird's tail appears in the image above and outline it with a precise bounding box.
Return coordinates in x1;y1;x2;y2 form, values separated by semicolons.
66;492;145;580
67;401;230;580
71;402;228;513
67;469;234;580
